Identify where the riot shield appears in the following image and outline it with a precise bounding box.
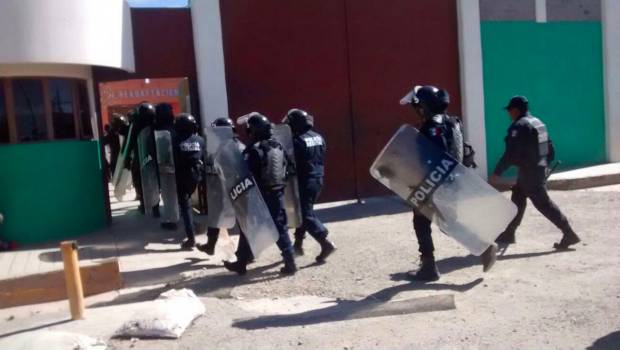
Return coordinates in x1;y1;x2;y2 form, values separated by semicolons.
154;130;179;223
138;126;160;214
273;124;303;228
214;139;279;257
112;124;134;202
370;125;517;256
203;126;237;229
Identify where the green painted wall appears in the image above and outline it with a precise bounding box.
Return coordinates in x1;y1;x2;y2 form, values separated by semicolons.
0;140;106;244
481;22;606;175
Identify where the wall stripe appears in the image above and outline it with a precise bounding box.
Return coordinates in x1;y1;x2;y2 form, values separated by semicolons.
603;0;620;162
457;0;488;177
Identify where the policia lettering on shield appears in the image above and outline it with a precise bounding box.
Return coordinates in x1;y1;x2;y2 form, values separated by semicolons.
490;96;581;250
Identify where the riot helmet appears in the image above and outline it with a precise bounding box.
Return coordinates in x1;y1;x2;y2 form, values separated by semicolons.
400;85;449;118
283;108;313;135
175;113;199;135
237;112;273;143
110;114;128;133
212;117;235;128
136;102;156;128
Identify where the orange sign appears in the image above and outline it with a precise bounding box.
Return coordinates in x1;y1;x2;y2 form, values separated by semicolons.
99;77;190;127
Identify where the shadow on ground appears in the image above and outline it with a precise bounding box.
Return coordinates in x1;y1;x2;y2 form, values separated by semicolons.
588;331;620;350
316;196;409;223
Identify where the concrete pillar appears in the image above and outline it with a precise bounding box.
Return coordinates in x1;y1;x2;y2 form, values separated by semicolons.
457;0;488;176
602;0;620;162
190;0;229;127
535;0;547;22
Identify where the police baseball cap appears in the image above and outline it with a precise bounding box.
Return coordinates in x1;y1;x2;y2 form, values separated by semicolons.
503;96;529;111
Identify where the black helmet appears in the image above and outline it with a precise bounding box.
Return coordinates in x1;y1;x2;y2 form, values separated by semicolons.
175;113;198;134
110;114;128;132
239;112;272;142
155;103;175;129
400;85;449;117
212;117;234;128
126;108;138;124
283;108;313;134
136;102;156;127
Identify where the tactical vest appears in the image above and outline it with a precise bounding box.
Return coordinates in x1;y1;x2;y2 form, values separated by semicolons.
255;139;287;189
443;115;464;163
522;116;550;167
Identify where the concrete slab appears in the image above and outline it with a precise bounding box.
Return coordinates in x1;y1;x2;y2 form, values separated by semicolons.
548;162;620;190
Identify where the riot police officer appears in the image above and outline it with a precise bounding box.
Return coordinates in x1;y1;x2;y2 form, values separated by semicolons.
402;85;497;281
282;109;336;262
173;113;205;249
490;96;580;249
126;103;157;214
224;113;297;275
106;114;128;177
197;117;245;255
155;103;178;230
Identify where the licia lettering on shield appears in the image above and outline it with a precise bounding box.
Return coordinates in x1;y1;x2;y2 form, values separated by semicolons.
406;155;457;208
230;177;255;201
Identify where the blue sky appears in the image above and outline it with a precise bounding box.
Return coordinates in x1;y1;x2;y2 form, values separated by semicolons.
127;0;188;8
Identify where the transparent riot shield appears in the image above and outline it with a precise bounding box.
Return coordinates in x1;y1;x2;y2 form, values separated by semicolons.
138;126;160;214
214;139;279;257
112;124;134;202
273;124;303;228
154;130;179;223
203;126;237;229
370;125;517;256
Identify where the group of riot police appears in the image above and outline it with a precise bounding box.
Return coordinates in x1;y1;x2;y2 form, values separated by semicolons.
107;84;581;282
109;104;334;276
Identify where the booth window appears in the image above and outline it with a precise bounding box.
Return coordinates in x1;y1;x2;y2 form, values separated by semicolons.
0;78;92;144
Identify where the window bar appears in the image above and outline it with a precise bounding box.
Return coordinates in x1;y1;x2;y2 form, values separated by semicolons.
42;79;55;140
73;80;82;139
4;79;17;143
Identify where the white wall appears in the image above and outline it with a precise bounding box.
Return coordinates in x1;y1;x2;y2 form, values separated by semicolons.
0;0;134;72
602;0;620;162
190;0;229;126
457;0;488;176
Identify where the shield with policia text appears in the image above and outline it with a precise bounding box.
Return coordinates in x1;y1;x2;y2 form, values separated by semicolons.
214;139;279;257
273;124;303;228
203;126;238;229
112;124;134;202
155;130;179;224
370;125;518;256
138;126;160;214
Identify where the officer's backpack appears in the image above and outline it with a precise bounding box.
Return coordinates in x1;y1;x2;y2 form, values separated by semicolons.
444;116;477;168
256;139;288;189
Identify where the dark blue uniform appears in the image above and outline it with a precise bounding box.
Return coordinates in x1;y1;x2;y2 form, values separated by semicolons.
234;139;294;263
414;115;451;258
173;133;205;242
293;130;328;241
494;113;574;239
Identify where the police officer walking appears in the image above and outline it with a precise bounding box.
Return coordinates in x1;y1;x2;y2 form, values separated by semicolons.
127;103;158;214
197;117;245;255
155;103;178;230
490;96;581;249
283;109;336;263
173;113;205;249
401;85;497;281
224;113;297;275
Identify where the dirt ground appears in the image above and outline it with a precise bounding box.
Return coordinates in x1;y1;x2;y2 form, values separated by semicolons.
1;188;619;349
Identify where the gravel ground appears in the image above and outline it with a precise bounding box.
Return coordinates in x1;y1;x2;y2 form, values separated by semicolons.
2;188;619;349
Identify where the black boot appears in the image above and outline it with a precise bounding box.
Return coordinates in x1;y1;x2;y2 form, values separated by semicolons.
197;237;217;256
316;238;336;263
496;230;516;244
152;205;161;218
408;256;440;282
280;250;297;275
554;228;581;250
224;260;247;275
293;229;305;256
480;243;498;272
180;238;195;250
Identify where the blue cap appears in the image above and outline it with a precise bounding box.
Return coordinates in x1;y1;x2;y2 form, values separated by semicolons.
503;95;529;111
